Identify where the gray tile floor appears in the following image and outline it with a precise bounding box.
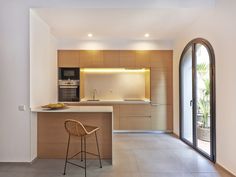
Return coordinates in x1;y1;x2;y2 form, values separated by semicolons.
0;133;234;177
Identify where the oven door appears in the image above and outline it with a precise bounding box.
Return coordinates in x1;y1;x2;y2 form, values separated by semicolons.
59;85;80;102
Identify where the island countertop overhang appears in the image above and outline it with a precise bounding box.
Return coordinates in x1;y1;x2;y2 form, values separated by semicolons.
31;106;113;113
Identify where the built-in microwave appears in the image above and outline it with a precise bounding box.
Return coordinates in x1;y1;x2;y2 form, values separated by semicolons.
59;68;80;80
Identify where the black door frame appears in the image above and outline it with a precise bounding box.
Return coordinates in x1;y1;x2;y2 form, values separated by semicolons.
179;38;216;162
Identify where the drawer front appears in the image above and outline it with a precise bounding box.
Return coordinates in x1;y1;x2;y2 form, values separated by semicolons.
119;105;151;117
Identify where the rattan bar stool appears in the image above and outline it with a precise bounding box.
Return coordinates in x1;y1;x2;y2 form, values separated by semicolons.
63;119;102;177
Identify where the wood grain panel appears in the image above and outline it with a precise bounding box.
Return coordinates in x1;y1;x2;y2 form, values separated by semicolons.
150;50;173;68
151;105;173;131
80;70;85;99
113;105;120;130
58;50;79;67
119;50;136;67
145;69;151;99
38;112;112;159
150;67;173;104
103;50;120;67
135;50;151;67
119;104;151;117
79;50;103;67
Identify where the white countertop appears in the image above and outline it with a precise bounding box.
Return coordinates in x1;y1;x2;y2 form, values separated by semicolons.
31;106;113;113
79;99;151;105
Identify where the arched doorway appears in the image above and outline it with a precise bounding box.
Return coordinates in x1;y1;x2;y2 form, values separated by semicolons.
179;38;216;162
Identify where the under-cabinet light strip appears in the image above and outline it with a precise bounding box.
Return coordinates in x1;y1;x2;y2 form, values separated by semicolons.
82;68;149;73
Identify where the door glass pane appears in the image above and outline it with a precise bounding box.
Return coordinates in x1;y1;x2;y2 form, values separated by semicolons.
195;44;211;155
181;47;193;144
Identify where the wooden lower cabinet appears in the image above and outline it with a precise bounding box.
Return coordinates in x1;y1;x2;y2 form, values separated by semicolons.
75;104;173;131
119;104;152;130
118;104;172;131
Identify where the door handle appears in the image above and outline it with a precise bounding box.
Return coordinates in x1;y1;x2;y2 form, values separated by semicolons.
190;100;193;107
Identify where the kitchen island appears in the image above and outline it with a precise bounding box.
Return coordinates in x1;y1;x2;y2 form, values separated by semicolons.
31;106;113;162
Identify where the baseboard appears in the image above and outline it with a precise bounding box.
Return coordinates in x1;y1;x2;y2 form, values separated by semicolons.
172;132;180;138
216;163;236;177
30;157;38;164
113;130;173;134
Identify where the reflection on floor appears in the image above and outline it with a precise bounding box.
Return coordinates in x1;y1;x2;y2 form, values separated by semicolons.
197;139;210;155
0;133;234;177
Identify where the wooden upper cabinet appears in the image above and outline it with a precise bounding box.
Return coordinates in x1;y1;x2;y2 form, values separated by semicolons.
103;50;120;68
150;50;173;69
79;50;103;67
119;50;136;67
150;68;173;104
58;50;79;67
135;50;151;67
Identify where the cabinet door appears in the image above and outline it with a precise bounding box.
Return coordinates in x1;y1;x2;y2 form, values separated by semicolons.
150;50;173;69
150;68;173;104
151;105;173;131
103;50;120;67
79;50;103;67
119;104;152;130
119;104;151;117
58;50;79;67
119;50;136;67
135;50;150;67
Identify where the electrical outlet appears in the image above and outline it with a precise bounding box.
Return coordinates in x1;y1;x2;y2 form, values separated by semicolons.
18;105;26;111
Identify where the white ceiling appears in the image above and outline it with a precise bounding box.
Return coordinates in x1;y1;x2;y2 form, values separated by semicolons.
35;7;214;41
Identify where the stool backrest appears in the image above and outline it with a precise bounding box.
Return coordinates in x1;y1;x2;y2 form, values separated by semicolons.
64;119;87;137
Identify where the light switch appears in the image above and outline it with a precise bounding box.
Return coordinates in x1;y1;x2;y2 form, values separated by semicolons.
18;105;26;111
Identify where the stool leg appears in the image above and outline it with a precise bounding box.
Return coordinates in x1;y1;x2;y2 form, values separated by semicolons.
84;136;87;177
81;136;83;161
63;134;70;175
95;131;102;168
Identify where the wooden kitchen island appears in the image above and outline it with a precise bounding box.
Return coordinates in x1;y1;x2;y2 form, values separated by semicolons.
31;106;113;162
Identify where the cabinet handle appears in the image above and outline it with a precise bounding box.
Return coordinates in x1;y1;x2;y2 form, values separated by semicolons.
151;103;162;106
127;115;151;118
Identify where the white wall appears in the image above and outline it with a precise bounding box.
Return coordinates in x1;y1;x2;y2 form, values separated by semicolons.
173;0;236;175
29;10;57;160
57;39;173;50
30;10;57;107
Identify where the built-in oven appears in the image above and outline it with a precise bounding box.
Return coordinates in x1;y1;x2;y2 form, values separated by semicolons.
58;80;80;102
59;68;80;80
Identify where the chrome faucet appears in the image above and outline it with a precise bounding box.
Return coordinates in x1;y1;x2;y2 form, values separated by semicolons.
92;89;97;100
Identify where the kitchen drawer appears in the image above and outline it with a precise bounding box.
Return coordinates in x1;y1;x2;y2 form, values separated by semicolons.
119;115;152;130
119;104;151;117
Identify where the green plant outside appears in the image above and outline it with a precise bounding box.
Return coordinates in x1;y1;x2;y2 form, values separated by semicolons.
197;63;210;128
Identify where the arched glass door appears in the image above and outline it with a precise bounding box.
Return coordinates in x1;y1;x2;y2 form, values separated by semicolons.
180;38;216;162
